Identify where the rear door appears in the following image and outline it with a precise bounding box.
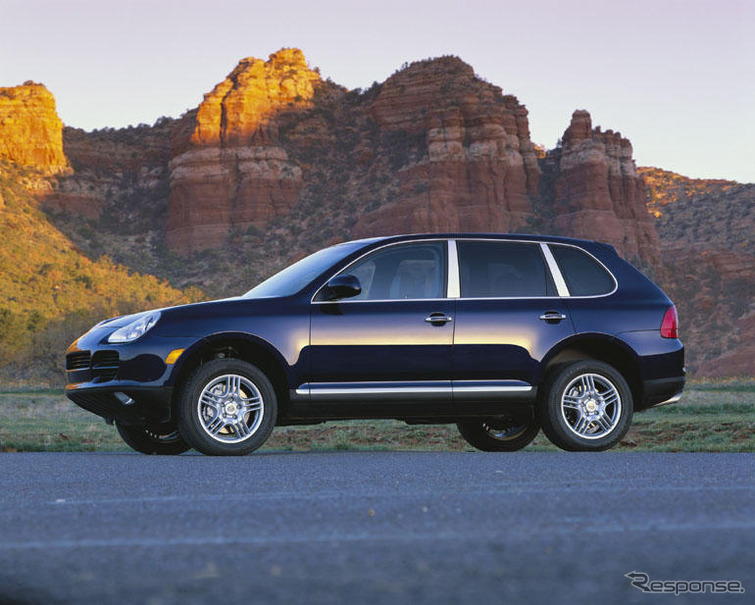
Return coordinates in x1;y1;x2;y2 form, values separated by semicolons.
452;240;574;401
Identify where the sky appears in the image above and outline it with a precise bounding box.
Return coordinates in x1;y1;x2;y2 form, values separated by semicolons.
2;0;753;182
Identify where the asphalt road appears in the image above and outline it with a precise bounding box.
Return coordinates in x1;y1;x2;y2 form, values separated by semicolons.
0;451;753;605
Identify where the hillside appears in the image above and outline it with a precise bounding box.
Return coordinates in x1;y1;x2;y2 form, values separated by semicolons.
642;168;754;377
640;167;739;217
0;162;201;385
1;51;752;381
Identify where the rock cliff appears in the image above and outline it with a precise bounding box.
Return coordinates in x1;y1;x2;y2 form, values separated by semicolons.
166;49;321;253
163;54;658;268
0;82;69;175
550;110;660;267
38;122;175;223
352;57;540;236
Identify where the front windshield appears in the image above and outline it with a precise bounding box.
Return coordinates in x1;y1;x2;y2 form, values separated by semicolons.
242;241;366;299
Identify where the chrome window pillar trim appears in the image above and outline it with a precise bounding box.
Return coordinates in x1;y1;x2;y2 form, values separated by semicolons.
447;240;460;299
540;243;570;297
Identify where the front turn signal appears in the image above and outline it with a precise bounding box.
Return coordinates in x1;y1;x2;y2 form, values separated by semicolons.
165;349;185;365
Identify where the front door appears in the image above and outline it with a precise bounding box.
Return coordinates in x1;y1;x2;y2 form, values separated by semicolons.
307;240;454;402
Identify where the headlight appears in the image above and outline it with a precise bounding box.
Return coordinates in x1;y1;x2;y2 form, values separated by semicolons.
107;312;161;343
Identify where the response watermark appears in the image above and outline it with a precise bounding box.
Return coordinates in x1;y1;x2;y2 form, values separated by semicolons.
625;572;745;596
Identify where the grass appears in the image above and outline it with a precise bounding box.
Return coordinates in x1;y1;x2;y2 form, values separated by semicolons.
0;384;753;454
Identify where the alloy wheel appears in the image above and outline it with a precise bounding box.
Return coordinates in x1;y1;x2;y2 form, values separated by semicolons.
197;374;264;443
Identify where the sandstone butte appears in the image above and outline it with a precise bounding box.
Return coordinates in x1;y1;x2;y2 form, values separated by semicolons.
351;56;540;238
552;110;660;267
0;82;69;175
166;48;321;253
162;50;656;270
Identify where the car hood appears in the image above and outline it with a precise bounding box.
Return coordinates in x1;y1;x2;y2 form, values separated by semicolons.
93;297;242;328
154;295;291;338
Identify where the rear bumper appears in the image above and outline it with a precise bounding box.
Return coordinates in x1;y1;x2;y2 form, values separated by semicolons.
641;375;686;409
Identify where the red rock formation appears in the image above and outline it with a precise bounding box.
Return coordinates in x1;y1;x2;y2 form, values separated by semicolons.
353;57;540;237
37;123;176;221
62;122;174;173
167;49;321;253
0;82;69;175
552;110;660;267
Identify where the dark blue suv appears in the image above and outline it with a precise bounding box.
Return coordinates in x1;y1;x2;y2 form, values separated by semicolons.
65;234;685;455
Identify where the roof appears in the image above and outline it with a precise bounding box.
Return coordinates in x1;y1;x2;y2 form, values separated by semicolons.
348;232;615;249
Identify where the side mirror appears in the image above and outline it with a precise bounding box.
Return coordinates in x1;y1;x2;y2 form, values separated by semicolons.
325;274;362;300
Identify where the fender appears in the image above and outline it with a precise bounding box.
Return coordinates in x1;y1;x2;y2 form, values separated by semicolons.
166;331;297;390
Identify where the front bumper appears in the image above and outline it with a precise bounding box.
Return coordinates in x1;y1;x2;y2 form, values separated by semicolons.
65;329;192;425
66;383;174;425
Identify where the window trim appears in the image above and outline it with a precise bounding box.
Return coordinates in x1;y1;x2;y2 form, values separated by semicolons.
311;238;451;304
447;240;460;299
454;238;562;300
540;243;570;297
546;242;618;298
311;237;619;304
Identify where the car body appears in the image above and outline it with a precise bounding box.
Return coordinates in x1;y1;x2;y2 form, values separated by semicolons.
65;233;685;455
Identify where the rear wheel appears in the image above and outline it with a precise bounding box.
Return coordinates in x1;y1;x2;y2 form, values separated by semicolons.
115;422;190;455
538;360;632;451
457;413;539;451
178;359;277;456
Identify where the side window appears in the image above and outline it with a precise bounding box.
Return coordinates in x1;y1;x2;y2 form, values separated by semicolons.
550;245;615;296
458;241;555;298
340;242;447;301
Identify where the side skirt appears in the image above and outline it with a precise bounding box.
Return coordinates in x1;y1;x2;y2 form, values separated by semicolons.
286;380;537;421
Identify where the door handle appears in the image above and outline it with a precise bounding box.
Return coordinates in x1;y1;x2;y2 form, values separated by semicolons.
425;313;453;324
539;311;567;322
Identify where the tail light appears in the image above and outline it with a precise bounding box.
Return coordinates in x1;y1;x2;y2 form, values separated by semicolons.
661;305;679;339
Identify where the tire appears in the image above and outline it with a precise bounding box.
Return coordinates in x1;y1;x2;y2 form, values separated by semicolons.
115;422;190;455
538;360;633;451
457;413;539;452
177;359;277;456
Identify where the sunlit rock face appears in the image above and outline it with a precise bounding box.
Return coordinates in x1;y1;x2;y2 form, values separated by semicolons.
0;82;69;175
167;49;320;253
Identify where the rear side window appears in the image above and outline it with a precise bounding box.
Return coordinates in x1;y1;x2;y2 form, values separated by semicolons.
458;241;556;298
551;245;615;296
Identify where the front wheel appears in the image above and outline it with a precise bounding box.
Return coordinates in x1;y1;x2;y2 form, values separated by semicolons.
115;422;190;455
457;413;540;451
538;360;633;451
178;359;277;456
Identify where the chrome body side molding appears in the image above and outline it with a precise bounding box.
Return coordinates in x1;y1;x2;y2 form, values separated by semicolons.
292;380;534;403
